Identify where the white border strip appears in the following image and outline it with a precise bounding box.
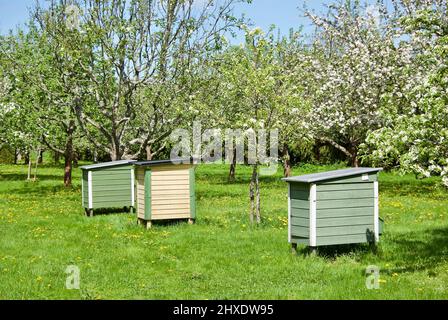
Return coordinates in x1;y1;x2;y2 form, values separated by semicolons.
373;181;379;242
81;172;84;205
288;184;291;243
88;171;93;209
309;184;317;247
131;168;135;207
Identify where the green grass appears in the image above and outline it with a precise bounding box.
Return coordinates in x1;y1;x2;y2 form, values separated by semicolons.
1;162;448;299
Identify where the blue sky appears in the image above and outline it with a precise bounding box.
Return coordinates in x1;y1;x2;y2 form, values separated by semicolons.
0;0;383;43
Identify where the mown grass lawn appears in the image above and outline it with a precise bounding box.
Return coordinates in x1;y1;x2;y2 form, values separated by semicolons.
0;162;447;299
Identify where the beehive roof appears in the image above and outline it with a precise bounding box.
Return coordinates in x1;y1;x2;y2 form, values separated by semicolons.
282;167;383;183
80;160;137;170
134;158;195;166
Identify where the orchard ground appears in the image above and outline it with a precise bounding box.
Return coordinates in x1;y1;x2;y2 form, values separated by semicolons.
0;162;447;299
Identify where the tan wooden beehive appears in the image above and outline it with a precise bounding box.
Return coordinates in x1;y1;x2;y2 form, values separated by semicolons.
134;159;196;228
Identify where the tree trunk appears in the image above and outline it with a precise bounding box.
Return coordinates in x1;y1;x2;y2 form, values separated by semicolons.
38;150;43;164
314;142;321;163
351;154;359;167
110;146;121;161
14;149;19;165
255;166;260;224
249;165;256;224
282;144;291;178
228;147;237;182
73;152;79;168
34;149;40;181
349;145;359;167
54;151;60;165
24;152;30;166
27;158;32;181
64;134;74;188
146;145;153;161
249;164;260;224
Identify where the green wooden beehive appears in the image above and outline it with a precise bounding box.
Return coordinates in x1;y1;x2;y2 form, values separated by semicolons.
81;160;137;216
282;168;384;250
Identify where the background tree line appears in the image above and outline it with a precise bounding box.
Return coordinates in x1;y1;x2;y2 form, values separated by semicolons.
0;0;447;218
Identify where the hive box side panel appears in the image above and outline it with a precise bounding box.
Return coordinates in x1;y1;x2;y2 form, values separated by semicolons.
136;167;146;219
315;181;375;246
289;182;310;244
82;170;89;208
150;164;192;220
91;165;133;208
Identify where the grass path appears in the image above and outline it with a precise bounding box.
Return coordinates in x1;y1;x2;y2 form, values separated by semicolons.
0;163;447;299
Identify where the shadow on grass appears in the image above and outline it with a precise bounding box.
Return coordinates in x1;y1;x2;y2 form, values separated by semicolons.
0;173;64;182
0;183;80;196
383;227;448;274
294;226;448;275
147;219;193;228
89;207;133;216
295;243;376;259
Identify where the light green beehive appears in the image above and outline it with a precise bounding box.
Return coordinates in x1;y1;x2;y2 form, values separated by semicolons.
81;160;137;216
283;168;384;249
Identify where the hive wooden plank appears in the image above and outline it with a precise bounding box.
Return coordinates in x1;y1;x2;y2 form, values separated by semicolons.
317;189;373;200
290;236;309;245
317;183;374;192
152;209;191;215
152;198;190;205
316;234;369;246
316;216;373;227
152;203;190;210
93;200;133;207
151;175;190;181
151;189;190;196
291;207;309;218
316;207;374;218
290;189;310;200
291;217;309;227
152;177;189;186
151;169;190;175
316;224;374;237
151;184;190;191
317;198;374;209
291;225;310;237
151;213;191;220
92;190;132;197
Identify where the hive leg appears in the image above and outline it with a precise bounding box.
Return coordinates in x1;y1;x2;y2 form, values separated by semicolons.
369;241;378;254
188;218;195;225
130;207;134;214
146;221;152;230
309;247;317;255
291;243;298;254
